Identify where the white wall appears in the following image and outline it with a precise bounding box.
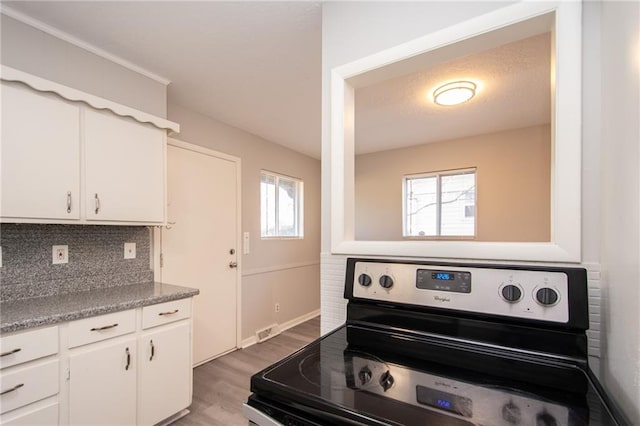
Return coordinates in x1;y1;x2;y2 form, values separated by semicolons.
321;0;516;325
598;1;640;422
321;1;639;423
168;102;321;342
0;14;167;117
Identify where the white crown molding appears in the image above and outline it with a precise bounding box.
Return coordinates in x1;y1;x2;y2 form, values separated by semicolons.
0;5;171;86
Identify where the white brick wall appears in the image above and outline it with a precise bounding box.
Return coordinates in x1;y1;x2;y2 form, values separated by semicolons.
320;253;348;334
320;254;602;358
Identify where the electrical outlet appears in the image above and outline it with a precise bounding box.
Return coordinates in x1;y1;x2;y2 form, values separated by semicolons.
52;245;68;264
124;242;136;259
275;303;280;313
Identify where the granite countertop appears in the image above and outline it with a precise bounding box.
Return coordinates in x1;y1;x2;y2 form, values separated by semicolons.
0;282;199;334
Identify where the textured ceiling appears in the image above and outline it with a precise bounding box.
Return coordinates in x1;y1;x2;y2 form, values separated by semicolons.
3;2;550;160
355;32;551;155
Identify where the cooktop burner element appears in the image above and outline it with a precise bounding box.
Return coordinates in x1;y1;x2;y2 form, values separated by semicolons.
244;258;629;426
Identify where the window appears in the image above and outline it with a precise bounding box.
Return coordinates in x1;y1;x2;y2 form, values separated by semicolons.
404;168;476;237
260;171;304;238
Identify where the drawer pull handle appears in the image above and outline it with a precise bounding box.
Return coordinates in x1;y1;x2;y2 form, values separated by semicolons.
0;348;21;357
150;340;155;361
125;347;131;371
158;309;179;316
1;383;24;395
90;323;119;331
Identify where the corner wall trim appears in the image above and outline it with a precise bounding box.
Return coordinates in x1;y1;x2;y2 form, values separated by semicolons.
242;261;320;277
241;309;320;349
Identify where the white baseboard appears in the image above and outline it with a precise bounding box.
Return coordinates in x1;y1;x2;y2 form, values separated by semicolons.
241;309;320;349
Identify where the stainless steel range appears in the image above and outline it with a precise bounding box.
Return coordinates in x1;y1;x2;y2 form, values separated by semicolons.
244;258;628;425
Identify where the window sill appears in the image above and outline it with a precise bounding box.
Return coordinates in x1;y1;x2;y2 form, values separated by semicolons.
403;236;476;241
261;236;305;240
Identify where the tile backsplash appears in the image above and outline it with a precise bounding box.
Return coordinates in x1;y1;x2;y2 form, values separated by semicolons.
0;224;153;302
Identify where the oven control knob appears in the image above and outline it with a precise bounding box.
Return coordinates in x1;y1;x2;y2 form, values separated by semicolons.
535;412;558;426
358;366;372;386
502;401;522;424
536;288;559;306
501;285;522;303
358;274;372;287
379;275;394;289
379;370;395;392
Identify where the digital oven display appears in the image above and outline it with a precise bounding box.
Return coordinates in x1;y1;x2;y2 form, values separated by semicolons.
432;272;454;281
416;269;471;293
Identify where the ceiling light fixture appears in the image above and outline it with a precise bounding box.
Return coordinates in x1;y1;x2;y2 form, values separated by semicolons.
433;81;477;106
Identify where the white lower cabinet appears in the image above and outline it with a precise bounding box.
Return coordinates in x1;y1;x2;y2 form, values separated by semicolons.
137;322;191;425
69;337;137;426
0;326;60;425
65;299;193;425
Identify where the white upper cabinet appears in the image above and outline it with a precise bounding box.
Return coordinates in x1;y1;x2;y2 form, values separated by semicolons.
0;67;179;225
1;83;81;220
84;109;165;223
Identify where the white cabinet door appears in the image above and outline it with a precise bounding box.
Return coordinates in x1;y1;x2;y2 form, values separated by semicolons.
137;321;191;425
1;82;80;220
69;337;136;426
84;108;165;223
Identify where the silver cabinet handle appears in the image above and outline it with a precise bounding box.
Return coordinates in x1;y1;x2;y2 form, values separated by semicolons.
149;340;155;361
125;347;131;371
158;309;179;316
1;383;24;395
229;261;238;268
67;191;72;213
94;193;100;214
90;323;118;331
0;348;21;357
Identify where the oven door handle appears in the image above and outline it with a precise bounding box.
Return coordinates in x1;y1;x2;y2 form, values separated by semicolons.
242;403;284;426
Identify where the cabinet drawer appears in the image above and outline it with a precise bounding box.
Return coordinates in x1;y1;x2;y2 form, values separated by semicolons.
68;310;135;348
142;298;191;329
0;360;58;414
1;402;58;425
0;326;58;369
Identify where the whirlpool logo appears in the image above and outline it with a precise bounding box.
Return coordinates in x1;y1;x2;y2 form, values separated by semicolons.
434;295;451;303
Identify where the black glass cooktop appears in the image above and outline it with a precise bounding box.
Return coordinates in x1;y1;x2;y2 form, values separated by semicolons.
249;325;621;426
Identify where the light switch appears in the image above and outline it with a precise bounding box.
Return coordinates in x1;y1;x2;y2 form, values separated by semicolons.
124;242;136;259
243;232;250;254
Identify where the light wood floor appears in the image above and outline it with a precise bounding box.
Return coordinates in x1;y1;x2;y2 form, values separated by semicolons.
174;316;321;426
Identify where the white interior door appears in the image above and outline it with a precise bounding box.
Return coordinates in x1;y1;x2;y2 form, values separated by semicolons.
161;141;239;365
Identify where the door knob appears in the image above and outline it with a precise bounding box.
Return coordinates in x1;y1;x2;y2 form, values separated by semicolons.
229;261;238;268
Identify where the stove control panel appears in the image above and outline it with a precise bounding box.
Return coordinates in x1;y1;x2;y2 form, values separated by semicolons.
352;261;569;323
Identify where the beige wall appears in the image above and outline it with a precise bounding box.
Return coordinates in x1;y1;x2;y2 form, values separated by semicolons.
168;102;320;341
355;125;551;242
0;14;167;117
